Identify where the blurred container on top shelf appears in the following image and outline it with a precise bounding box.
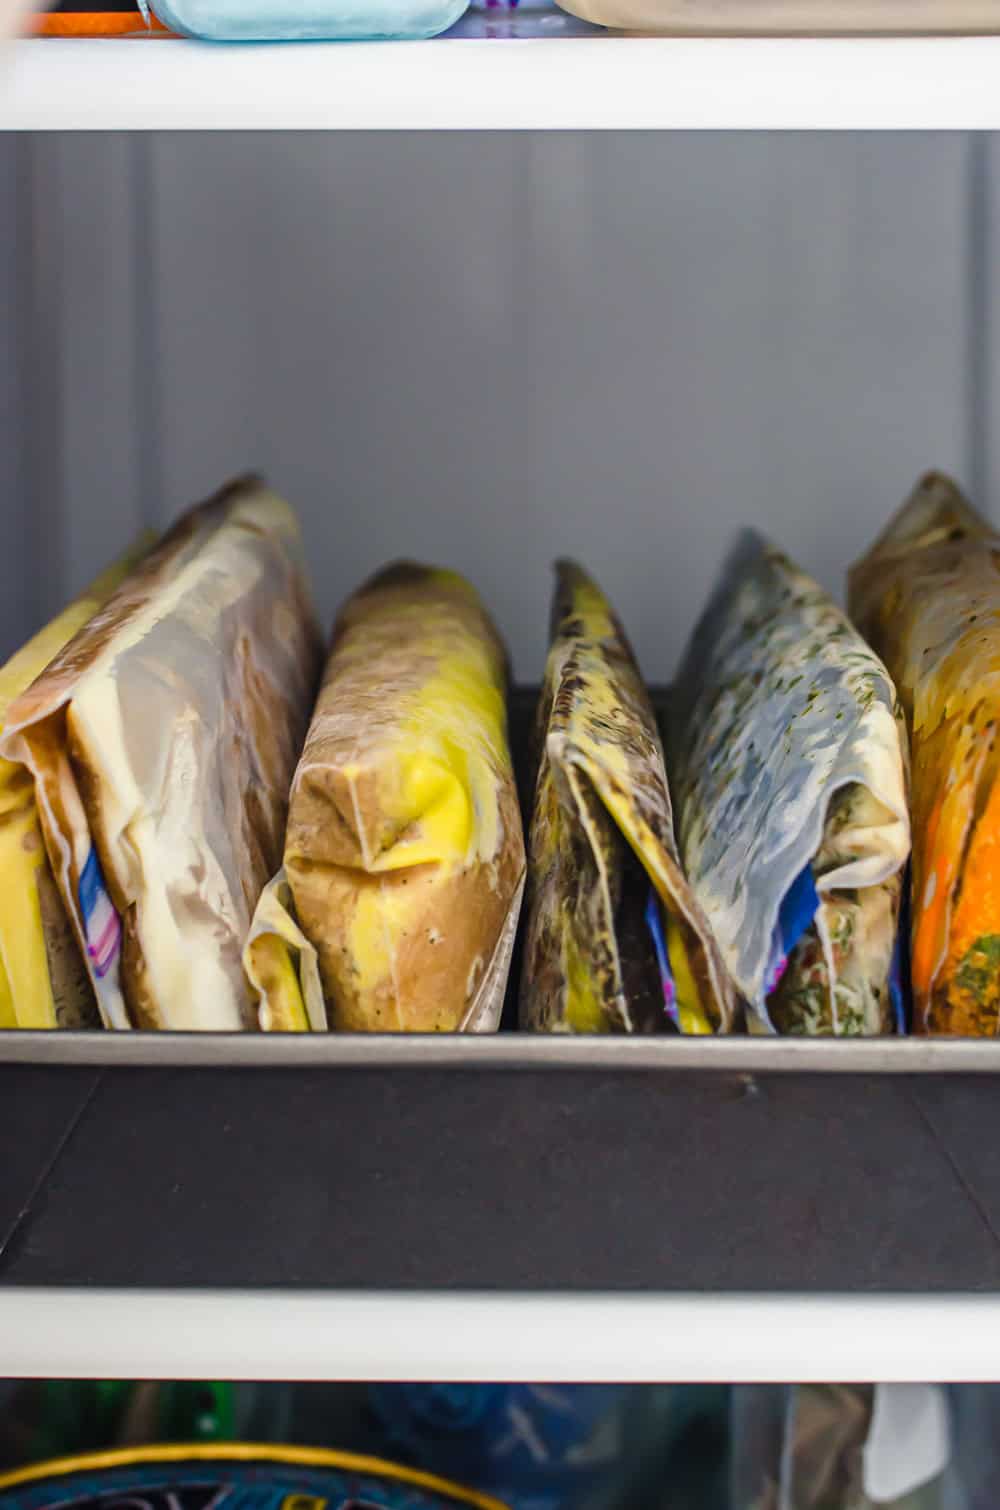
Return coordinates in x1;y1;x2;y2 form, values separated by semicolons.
0;1443;510;1510
553;0;1000;32
445;0;603;37
0;1384;728;1510
148;0;471;41
31;3;170;34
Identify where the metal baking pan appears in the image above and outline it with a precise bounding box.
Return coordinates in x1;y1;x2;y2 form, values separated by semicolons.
3;1036;1000;1294
3;689;1000;1295
0;1029;999;1068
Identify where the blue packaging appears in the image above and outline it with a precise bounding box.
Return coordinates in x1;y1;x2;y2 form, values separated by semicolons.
368;1385;630;1510
0;1444;508;1510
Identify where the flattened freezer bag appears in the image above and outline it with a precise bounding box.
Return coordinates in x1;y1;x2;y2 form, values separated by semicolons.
243;868;325;1032
850;472;1000;1034
0;1443;509;1510
0;478;323;1030
671;533;910;1034
519;561;734;1034
251;562;525;1032
0;542;150;1029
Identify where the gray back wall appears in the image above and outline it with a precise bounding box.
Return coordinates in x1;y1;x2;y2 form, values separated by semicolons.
4;133;995;680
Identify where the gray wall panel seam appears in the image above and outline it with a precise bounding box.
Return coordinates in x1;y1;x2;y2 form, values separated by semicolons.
967;131;990;510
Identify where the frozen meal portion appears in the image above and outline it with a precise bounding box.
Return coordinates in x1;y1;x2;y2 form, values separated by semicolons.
671;532;910;1035
851;472;1000;1035
267;562;525;1033
0;477;322;1031
519;560;734;1034
0;542;150;1029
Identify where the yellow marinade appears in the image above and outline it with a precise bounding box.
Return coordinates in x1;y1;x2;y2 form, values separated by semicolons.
519;559;734;1035
0;541;152;1028
268;562;525;1032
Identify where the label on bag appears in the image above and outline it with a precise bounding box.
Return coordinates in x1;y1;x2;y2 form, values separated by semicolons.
78;845;122;980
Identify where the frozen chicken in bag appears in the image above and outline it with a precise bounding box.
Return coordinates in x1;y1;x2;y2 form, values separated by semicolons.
850;472;1000;1034
0;541;151;1029
519;560;734;1034
671;532;910;1034
247;562;525;1032
0;478;323;1031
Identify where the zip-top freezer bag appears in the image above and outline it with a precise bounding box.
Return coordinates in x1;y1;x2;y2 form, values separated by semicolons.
519;560;734;1034
249;562;525;1033
243;869;326;1031
0;478;323;1031
850;472;1000;1034
671;532;910;1035
733;1385;950;1510
0;541;151;1029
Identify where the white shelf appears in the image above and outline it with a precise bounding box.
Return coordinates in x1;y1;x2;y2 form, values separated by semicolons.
4;1291;1000;1380
7;31;1000;131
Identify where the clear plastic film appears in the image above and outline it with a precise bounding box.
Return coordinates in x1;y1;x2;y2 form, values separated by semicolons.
245;866;523;1033
671;532;910;1034
519;560;734;1034
269;562;525;1033
850;472;1000;1035
0;539;152;1030
0;478;323;1031
732;1385;951;1510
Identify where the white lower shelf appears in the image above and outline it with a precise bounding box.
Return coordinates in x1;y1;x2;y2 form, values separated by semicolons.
3;1290;1000;1381
7;31;1000;131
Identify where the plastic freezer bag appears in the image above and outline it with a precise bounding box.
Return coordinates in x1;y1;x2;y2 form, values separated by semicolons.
367;1384;637;1510
519;560;734;1034
0;478;323;1031
671;532;910;1034
0;542;151;1029
733;1385;950;1510
850;472;1000;1035
259;562;525;1033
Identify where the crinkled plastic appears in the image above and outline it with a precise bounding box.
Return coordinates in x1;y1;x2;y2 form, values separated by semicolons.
0;1444;508;1510
519;560;734;1034
850;472;1000;1035
368;1384;636;1510
671;532;910;1034
0;542;151;1029
0;478;323;1031
243;869;326;1032
265;562;525;1033
732;1385;951;1510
